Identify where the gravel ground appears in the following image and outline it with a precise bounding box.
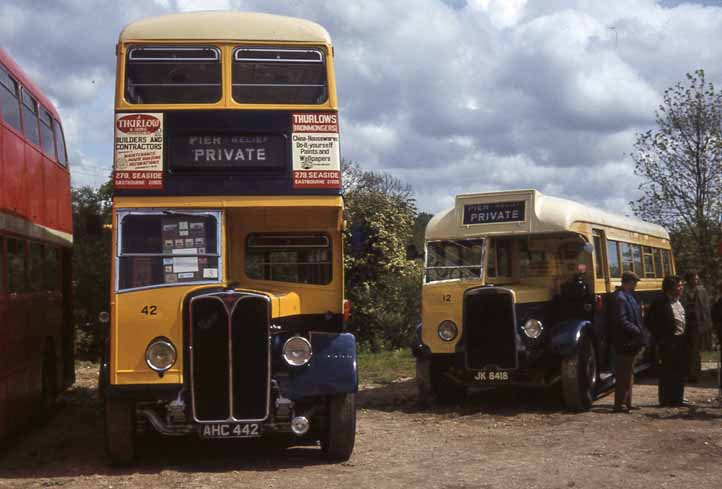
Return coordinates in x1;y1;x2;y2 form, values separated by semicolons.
1;363;722;488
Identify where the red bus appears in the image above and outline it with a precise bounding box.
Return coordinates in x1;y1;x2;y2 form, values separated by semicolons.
0;48;74;439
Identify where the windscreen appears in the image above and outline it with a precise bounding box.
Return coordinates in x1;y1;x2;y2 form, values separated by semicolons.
117;211;221;290
425;239;485;283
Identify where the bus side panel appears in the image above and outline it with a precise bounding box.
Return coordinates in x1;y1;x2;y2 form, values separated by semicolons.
112;288;189;385
43;155;63;232
25;144;45;225
1;125;27;219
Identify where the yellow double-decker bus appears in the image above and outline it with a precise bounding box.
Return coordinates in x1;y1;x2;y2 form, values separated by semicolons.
413;189;674;411
101;12;356;464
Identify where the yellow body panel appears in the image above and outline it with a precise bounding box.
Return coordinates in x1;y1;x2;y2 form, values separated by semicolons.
110;196;344;385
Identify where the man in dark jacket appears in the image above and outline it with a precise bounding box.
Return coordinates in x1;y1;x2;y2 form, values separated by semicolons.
682;272;711;382
647;275;687;406
613;271;645;412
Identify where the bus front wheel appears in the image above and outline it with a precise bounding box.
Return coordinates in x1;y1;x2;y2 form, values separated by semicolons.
321;393;356;462
561;334;598;412
104;398;136;466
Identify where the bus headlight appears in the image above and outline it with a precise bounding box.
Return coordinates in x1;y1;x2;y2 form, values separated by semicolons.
282;336;312;367
522;319;543;339
145;338;177;373
437;320;458;342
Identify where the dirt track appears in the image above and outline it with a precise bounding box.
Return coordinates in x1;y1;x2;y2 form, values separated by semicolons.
1;364;722;488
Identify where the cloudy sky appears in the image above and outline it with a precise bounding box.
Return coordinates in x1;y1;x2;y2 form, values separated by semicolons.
2;0;721;215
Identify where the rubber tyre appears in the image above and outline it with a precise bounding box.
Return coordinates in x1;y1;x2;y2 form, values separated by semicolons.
561;334;598;412
416;357;433;405
321;393;356;462
104;398;136;466
430;359;466;404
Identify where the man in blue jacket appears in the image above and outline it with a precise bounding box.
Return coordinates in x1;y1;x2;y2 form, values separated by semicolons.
613;271;646;412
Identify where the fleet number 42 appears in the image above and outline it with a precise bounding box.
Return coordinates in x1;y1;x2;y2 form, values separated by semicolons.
141;305;158;315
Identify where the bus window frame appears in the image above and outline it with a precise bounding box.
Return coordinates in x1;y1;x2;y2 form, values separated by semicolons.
424;238;485;284
231;46;328;105
39;106;57;160
123;45;223;106
115;209;224;293
53;119;68;167
0;63;23;133
20;87;41;147
486;238;513;280
244;232;333;286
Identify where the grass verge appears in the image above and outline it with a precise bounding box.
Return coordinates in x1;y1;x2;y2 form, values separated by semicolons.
357;348;415;385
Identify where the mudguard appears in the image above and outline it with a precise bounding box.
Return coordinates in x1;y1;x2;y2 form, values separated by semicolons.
284;332;358;400
549;319;592;357
411;323;429;358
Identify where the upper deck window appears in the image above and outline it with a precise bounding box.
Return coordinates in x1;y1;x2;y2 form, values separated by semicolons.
54;120;68;166
232;47;327;104
125;46;222;104
0;64;22;132
39;108;57;159
21;88;40;146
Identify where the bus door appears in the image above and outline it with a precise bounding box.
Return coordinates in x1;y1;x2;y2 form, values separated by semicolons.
592;229;612;368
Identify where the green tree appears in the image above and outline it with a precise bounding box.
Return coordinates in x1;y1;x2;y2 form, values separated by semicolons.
72;180;112;358
412;212;433;254
343;160;422;351
632;69;722;285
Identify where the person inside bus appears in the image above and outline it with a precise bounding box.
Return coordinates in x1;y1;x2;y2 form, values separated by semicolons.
612;271;646;412
681;271;711;383
647;275;688;407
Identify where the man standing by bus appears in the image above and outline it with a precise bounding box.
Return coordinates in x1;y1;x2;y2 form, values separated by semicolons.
682;271;711;383
647;276;687;406
613;271;645;412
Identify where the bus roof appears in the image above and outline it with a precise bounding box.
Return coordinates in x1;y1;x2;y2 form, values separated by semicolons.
0;48;61;121
119;11;332;44
426;189;670;241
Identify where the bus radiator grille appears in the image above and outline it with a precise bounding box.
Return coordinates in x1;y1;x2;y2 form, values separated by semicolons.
189;292;270;422
463;288;518;370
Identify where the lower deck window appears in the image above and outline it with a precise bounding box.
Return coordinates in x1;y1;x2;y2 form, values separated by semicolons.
117;211;221;290
245;233;331;285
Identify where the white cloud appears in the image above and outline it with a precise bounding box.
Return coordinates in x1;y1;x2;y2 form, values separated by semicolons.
3;0;722;218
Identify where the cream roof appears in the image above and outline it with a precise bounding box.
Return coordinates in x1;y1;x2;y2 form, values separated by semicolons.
120;11;332;44
426;189;670;241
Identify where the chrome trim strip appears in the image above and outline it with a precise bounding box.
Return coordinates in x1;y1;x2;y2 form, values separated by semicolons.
233;47;324;63
128;46;220;62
